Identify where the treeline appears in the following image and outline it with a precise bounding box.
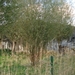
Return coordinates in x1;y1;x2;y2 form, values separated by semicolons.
0;0;74;65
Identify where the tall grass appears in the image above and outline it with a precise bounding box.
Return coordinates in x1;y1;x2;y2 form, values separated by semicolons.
0;49;75;75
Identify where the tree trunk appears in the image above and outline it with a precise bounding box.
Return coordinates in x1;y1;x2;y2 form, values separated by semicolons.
12;41;15;54
30;51;35;66
30;45;41;66
0;39;2;49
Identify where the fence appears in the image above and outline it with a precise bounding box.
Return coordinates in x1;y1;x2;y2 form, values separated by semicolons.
0;48;75;75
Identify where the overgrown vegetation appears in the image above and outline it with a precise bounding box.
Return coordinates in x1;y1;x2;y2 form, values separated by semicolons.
0;50;75;75
0;0;74;65
0;0;75;74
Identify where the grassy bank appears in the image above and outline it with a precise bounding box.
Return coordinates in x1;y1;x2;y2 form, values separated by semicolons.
0;50;75;75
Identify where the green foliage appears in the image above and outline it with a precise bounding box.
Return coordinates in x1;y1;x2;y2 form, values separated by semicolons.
56;25;73;41
0;49;12;56
0;0;74;65
0;25;5;37
0;0;21;25
0;0;73;43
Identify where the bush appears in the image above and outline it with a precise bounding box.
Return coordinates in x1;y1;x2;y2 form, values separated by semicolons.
0;49;12;55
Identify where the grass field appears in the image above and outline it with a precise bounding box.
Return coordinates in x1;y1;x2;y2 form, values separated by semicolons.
0;49;75;75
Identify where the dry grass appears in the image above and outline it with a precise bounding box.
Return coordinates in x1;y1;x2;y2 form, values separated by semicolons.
0;49;75;75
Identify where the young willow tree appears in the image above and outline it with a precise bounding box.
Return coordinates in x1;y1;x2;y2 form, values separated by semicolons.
0;0;73;65
15;0;72;65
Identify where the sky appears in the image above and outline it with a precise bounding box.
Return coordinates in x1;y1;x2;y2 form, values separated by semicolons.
67;0;75;26
67;0;75;8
